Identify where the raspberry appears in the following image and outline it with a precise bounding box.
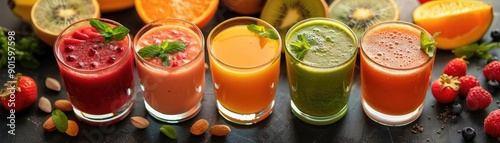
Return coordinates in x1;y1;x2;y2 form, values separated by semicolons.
443;58;467;77
466;87;492;111
483;61;500;81
458;75;480;97
484;109;500;137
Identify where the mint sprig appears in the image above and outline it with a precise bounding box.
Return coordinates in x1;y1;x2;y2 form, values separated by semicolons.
247;24;279;40
290;33;311;60
452;42;500;60
52;109;68;133
137;40;187;67
420;31;440;57
89;19;130;44
160;125;177;139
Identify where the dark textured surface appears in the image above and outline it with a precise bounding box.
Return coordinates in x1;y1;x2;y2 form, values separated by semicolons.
1;0;500;142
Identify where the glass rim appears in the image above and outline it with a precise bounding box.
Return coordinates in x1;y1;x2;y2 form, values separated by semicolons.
284;17;359;69
54;18;132;72
207;16;282;69
360;20;436;71
133;18;205;70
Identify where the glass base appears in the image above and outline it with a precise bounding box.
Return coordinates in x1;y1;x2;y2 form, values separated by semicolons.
73;97;135;126
291;101;347;125
145;100;201;123
216;100;274;125
362;98;423;126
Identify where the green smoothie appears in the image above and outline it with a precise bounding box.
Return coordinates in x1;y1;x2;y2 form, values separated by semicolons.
285;18;357;125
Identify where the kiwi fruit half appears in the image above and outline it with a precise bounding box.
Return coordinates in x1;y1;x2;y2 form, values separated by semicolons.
31;0;100;46
260;0;329;46
328;0;399;40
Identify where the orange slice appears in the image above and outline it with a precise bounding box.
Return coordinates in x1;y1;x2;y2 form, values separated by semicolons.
97;0;135;13
413;0;493;50
135;0;219;29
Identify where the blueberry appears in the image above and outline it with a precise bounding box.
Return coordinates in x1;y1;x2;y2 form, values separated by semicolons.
449;103;463;115
487;56;498;64
491;29;500;42
486;80;499;92
461;127;476;141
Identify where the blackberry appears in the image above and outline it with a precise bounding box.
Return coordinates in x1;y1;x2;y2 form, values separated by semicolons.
491;29;500;42
449;103;463;115
461;127;476;141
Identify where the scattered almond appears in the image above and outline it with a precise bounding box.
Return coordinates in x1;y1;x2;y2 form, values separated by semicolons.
45;77;61;91
54;100;72;112
190;119;209;135
38;96;52;113
130;116;149;129
210;125;231;136
43;117;56;132
65;120;79;136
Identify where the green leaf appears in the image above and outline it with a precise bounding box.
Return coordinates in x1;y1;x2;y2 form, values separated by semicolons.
111;26;129;41
290;33;311;60
0;29;8;68
138;45;161;58
160;125;177;139
247;24;265;33
89;19;112;33
420;31;439;58
160;53;170;67
265;29;279;40
452;44;477;59
452;42;500;60
89;19;130;44
51;109;68;133
164;41;187;54
247;24;279;40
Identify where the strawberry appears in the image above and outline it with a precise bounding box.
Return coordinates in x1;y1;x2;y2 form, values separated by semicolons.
483;61;500;81
458;75;480;97
72;30;90;40
466;86;492;111
63;38;85;45
431;74;460;104
443;58;467;77
0;74;38;111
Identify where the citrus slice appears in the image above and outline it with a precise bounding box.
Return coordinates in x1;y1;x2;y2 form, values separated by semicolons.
97;0;135;13
31;0;100;46
413;0;493;50
135;0;219;29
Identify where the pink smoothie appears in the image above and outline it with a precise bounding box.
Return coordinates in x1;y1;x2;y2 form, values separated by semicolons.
135;25;204;114
56;26;135;115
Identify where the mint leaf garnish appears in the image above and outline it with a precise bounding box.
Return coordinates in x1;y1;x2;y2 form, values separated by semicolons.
290;33;311;60
420;31;440;57
160;125;177;139
452;42;499;60
137;40;187;67
89;19;130;44
247;24;279;40
51;109;68;133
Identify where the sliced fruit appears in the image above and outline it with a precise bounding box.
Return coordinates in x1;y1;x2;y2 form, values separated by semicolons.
260;0;329;49
222;0;267;15
97;0;135;13
8;0;38;23
413;0;493;50
135;0;219;29
328;0;399;40
31;0;100;46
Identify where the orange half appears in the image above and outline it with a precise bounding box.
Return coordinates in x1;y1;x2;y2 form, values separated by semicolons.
135;0;219;29
413;0;493;50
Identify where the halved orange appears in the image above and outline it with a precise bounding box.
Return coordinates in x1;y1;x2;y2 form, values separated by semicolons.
413;0;493;50
97;0;135;13
135;0;219;29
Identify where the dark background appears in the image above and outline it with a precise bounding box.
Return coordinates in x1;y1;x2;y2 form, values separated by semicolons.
1;0;500;142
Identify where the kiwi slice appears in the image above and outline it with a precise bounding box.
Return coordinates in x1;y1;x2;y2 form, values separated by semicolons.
328;0;399;40
260;0;329;42
31;0;100;46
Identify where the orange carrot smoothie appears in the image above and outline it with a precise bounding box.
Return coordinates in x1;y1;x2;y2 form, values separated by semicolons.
134;19;205;123
208;17;281;125
360;21;435;126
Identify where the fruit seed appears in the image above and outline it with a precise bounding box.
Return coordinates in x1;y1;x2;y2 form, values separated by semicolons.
43;117;56;132
45;77;61;91
190;119;209;135
65;120;79;136
130;116;149;129
38;96;52;113
54;100;73;112
210;125;231;136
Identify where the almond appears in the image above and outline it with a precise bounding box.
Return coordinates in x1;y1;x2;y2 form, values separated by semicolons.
43;117;56;132
65;120;79;136
54;99;73;112
210;124;231;136
130;116;149;129
38;96;52;113
45;77;61;91
190;119;209;135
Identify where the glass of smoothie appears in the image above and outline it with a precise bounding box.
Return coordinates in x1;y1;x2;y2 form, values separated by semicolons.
360;21;436;126
207;17;281;125
284;18;358;125
134;19;205;123
54;18;136;126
